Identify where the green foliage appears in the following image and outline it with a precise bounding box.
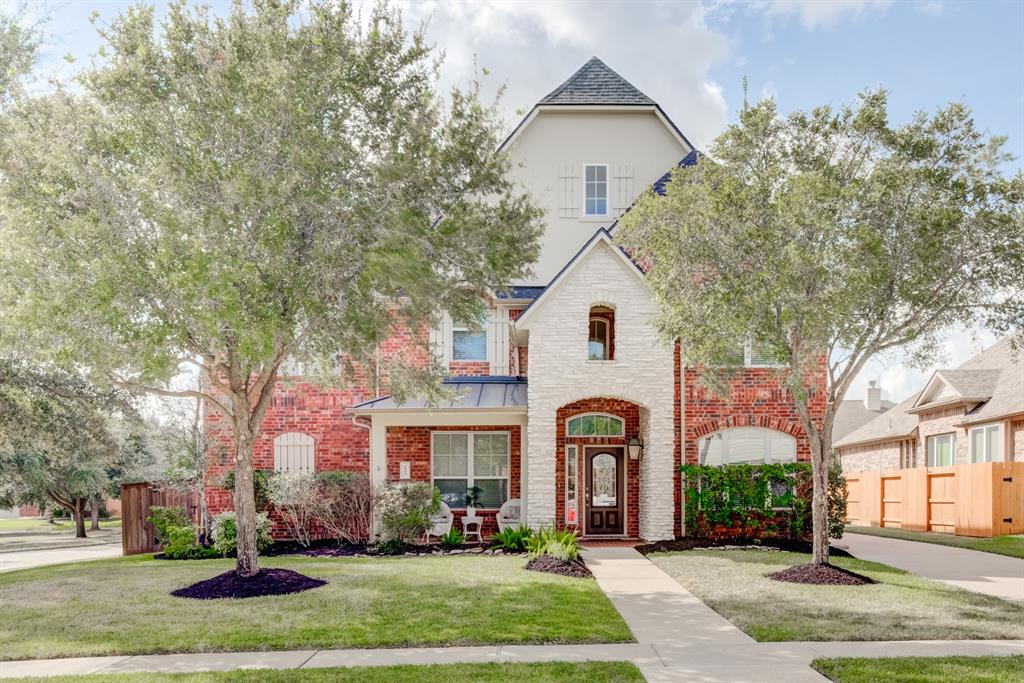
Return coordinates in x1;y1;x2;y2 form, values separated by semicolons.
490;526;534;553
266;471;319;547
525;527;580;561
376;482;440;544
146;506;190;544
211;511;272;558
221;469;271;510
828;457;848;540
161;524;218;560
439;528;465;550
680;463;846;540
314;471;374;544
465;486;482;508
368;538;407;556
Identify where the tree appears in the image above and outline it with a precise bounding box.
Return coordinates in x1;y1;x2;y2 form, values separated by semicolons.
0;362;135;537
0;6;42;111
156;395;215;541
0;1;541;576
618;91;1024;565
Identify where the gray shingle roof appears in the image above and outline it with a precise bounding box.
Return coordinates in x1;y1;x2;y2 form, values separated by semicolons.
832;399;896;445
351;377;527;412
957;337;1024;425
539;57;655;106
834;393;922;448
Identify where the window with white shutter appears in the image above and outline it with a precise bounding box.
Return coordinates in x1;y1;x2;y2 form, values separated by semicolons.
558;164;580;218
273;432;316;473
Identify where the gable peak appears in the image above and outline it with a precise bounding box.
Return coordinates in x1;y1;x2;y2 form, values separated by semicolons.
539;57;655;106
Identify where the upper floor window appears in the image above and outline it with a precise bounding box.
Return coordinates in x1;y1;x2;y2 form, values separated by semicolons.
567;413;624;437
588;318;609;360
584;164;608;216
697;427;796;466
926;433;955;467
970;424;1002;463
723;342;782;368
273;432;315;473
452;319;487;361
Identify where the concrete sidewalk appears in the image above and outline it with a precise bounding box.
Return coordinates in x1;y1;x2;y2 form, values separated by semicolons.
836;532;1024;602
0;544;122;573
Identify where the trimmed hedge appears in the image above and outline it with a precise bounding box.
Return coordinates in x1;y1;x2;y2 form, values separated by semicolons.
681;461;846;540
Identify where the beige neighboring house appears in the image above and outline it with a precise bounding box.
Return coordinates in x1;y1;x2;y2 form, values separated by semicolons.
836;336;1024;471
831;381;895;448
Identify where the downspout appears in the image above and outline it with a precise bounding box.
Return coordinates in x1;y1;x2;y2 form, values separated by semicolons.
678;340;686;539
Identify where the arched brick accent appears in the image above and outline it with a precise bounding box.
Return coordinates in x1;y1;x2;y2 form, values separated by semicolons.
691;416;805;439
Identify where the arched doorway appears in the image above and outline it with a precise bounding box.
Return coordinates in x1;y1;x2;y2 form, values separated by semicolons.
586;449;623;534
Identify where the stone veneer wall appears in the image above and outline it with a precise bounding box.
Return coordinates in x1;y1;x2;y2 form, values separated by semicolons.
839;440;905;472
524;241;676;540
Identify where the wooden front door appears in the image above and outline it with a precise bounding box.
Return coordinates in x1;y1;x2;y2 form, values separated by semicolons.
585;447;624;535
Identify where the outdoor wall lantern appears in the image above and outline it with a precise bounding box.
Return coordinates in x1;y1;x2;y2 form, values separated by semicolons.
627;436;643;460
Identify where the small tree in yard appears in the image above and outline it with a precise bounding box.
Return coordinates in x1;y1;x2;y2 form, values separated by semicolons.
0;2;541;577
618;91;1023;566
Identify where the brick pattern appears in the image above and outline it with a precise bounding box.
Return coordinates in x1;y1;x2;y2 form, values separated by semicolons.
554;399;640;537
839;440;904;472
384;425;522;538
448;361;491;376
917;406;970;464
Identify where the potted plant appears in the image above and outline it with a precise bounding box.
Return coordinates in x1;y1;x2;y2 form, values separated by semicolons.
465;486;482;517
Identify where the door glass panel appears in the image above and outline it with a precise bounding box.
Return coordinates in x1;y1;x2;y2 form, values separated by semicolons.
591;453;617;507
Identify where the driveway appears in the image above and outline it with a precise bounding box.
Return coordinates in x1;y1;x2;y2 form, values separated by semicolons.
835;533;1024;602
0;542;122;572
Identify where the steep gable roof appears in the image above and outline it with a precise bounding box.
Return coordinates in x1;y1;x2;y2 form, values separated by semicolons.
539;57;655;106
834;393;921;448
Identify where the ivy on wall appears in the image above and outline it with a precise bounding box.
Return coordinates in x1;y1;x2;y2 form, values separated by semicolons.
681;462;847;540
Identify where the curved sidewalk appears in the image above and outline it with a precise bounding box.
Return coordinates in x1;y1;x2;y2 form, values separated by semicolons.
835;532;1024;602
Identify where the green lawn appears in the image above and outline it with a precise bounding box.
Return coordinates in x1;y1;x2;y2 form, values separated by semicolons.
3;662;644;683
0;554;633;660
649;549;1024;642
0;518;121;533
845;525;1024;560
813;655;1024;682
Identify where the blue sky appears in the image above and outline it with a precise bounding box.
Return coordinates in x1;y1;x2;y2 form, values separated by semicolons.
14;0;1022;404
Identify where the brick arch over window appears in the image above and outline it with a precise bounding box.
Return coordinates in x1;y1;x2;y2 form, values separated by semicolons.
691;415;804;440
273;432;316;473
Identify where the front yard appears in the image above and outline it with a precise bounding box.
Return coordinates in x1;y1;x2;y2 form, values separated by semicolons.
813;655;1024;682
844;525;1024;560
649;549;1024;641
0;554;633;661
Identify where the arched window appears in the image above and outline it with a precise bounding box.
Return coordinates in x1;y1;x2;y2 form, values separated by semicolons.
567;413;624;437
697;427;796;466
273;432;316;473
588;306;614;360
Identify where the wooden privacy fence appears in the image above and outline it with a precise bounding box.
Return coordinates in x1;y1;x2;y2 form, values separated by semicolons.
121;482;195;555
846;462;1024;537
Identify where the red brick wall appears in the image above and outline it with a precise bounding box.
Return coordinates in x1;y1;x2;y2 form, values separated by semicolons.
448;361;491;376
555;399;641;538
384;425;522;538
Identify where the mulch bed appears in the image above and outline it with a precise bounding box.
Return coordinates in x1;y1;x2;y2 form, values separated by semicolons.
767;562;875;586
636;537;853;558
525;555;593;578
170;568;327;599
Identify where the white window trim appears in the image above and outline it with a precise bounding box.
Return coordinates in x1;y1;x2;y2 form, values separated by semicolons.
430;431;510;510
926;432;956;467
969;423;1003;463
451;319;489;363
697;427;797;466
744;342;786;368
565;445;579;525
566;412;625;438
588;316;610;361
582;163;610;218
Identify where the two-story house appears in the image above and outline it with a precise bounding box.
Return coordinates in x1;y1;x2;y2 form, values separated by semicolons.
205;57;825;541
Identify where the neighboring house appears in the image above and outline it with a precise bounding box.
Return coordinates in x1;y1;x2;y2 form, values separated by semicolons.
836;337;1023;471
205;58;826;541
831;381;895;448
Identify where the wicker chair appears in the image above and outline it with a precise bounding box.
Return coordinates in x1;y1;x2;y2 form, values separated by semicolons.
425;501;454;541
496;498;522;532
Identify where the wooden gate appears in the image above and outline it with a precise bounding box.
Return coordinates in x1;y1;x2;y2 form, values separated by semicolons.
120;482;195;555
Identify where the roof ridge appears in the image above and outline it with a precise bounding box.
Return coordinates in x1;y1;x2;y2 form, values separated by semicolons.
539;56;655;106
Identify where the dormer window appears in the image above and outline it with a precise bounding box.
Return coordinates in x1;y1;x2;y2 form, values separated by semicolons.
588;306;614;360
584;164;608;216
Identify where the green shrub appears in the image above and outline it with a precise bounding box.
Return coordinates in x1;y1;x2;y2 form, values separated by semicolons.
220;469;271;510
828;456;848;540
526;526;580;561
147;506;190;545
368;538;406;556
315;471;375;544
439;528;465;549
375;482;439;543
680;462;847;540
162;525;218;560
266;471;319;547
490;526;534;553
211;511;273;557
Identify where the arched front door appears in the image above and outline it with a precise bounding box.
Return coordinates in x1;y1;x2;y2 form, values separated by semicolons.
585;447;624;535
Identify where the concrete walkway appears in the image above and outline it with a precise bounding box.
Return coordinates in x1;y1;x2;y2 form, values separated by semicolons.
0;543;122;573
2;547;1023;681
836;533;1024;602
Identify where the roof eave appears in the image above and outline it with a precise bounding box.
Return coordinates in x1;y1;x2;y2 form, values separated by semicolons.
906;396;988;415
835;428;919;450
350;406;528;416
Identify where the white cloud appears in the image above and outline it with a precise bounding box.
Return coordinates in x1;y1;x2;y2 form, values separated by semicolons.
758;0;893;30
393;0;732;152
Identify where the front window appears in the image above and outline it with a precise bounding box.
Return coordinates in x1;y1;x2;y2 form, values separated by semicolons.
970;424;1003;463
452;319;487;361
697;427;797;466
927;433;956;467
584;164;608;216
432;432;509;509
566;413;624;437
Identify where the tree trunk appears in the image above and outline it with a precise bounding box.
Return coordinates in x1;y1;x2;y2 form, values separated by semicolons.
196;480;212;544
73;499;87;538
232;423;260;577
90;496;101;531
809;425;833;565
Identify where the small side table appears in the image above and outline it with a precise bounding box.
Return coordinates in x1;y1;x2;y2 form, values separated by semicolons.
461;515;483;542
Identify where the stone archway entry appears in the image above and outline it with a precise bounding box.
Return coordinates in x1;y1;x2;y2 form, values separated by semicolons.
585;446;624;535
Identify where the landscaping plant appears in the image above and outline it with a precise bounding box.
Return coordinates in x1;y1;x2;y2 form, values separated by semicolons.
526;527;581;561
618;90;1023;565
375;482;440;544
490;526;534;553
212;511;272;558
314;471;374;545
439;528;465;550
266;472;319;547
